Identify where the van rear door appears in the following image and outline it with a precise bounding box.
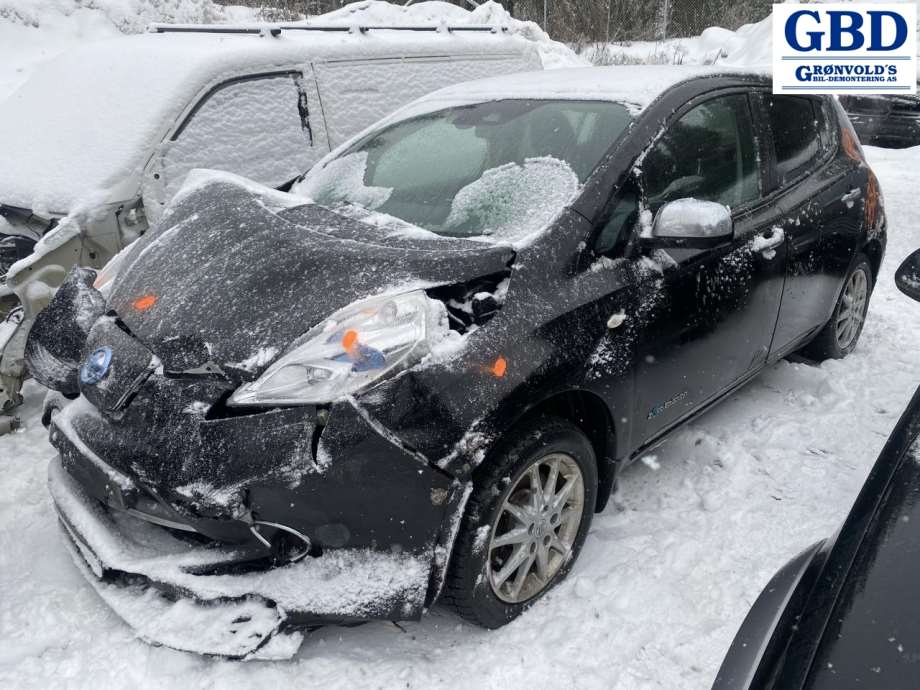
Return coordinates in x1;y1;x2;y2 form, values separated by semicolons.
312;53;538;148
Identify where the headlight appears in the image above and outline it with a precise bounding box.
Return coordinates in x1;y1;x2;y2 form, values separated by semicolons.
228;290;447;406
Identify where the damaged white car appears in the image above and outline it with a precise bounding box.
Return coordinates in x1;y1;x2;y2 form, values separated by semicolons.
0;21;541;415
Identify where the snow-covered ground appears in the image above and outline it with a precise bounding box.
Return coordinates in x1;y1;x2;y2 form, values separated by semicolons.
576;21;769;67
1;145;918;688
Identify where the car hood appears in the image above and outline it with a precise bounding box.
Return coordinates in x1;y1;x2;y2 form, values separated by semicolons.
108;179;514;376
802;434;920;690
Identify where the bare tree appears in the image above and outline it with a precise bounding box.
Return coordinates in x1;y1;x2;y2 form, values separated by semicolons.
212;0;772;42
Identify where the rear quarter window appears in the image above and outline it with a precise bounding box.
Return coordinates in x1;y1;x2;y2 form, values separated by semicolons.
766;95;832;186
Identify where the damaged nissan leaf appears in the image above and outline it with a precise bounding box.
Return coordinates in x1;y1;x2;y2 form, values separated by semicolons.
30;65;886;659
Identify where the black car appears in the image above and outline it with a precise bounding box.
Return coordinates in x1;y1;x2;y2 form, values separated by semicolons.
713;249;920;690
840;91;920;149
29;66;886;658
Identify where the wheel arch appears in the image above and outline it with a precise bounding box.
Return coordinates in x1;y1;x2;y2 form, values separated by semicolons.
483;388;620;513
862;238;883;287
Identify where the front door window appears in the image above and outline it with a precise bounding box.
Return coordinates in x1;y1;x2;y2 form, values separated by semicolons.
643;94;760;211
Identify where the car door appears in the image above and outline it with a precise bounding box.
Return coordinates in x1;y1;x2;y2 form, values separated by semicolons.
606;91;789;446
141;70;326;222
762;95;862;355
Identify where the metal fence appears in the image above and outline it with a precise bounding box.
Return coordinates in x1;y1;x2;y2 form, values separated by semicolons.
216;1;773;42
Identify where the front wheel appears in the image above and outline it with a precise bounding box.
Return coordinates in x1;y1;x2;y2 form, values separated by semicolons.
442;416;597;629
802;254;873;361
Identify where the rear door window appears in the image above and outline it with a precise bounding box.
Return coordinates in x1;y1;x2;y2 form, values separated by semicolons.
766;96;825;186
642;94;760;212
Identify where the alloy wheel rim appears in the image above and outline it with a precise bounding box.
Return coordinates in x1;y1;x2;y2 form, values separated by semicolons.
836;268;869;350
487;452;585;604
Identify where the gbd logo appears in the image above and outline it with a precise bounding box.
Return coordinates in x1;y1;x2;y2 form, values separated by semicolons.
772;3;917;95
785;9;909;51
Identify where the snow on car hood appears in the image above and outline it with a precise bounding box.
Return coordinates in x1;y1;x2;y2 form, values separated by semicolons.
107;178;514;375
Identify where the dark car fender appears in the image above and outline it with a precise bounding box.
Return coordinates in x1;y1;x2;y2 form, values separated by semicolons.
712;539;830;690
349;211;637;605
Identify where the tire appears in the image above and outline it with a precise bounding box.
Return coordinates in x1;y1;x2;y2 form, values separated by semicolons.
442;416;598;629
802;254;873;361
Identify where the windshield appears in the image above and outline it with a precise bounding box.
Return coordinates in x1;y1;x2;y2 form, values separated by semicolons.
296;99;632;242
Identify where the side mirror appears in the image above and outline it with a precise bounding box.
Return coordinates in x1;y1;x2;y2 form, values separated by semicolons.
644;198;733;249
895;248;920;302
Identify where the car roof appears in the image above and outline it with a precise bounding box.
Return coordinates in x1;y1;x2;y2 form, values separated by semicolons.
413;64;771;114
55;29;538;99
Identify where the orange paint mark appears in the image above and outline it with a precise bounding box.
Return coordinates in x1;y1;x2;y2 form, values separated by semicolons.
342;329;359;353
489;356;507;378
132;294;157;311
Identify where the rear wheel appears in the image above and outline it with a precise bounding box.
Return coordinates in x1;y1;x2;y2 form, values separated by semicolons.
442;416;597;629
802;254;872;361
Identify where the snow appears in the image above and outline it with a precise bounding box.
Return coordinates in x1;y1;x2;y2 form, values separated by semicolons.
750;227;785;261
310;48;542;148
583;18;773;69
397;64;766;120
298;151;393;211
442;156;580;244
62;535;302;660
0;0;246;98
653;198;731;238
3;144;920;684
229;346;281;373
312;1;585;70
157;73;313;201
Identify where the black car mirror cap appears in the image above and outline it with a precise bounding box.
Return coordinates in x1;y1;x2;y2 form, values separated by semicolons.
641;198;733;250
895;248;920;302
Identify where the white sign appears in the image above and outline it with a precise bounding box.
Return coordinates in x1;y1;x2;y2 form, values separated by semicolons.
772;3;917;95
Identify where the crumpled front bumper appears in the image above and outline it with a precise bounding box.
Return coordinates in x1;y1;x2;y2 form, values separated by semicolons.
49;455;436;658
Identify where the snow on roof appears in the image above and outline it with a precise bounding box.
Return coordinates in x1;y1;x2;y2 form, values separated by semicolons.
403;64;769;116
316;0;473;25
312;1;585;69
0;26;537;213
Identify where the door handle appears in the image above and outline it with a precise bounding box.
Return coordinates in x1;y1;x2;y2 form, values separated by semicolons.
841;188;862;204
753;227;784;258
607;311;627;329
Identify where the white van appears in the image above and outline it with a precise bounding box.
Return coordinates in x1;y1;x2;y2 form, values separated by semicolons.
0;23;542;414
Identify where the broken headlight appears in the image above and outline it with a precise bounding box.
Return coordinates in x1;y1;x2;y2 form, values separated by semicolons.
228;290;446;406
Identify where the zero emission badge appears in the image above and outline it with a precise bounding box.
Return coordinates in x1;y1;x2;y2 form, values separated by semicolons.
773;3;917;95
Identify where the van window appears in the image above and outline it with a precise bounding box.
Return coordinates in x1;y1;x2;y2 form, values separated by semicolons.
643;94;759;211
767;96;823;185
161;73;314;198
